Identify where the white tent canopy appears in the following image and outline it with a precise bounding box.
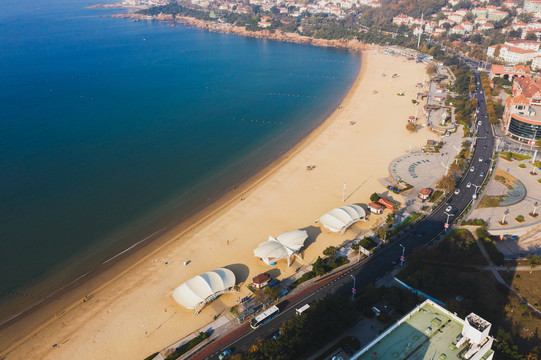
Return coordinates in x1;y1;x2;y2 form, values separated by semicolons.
253;229;308;267
172;268;236;312
318;204;366;233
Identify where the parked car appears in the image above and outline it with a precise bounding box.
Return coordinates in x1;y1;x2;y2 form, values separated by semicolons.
219;349;232;359
480;171;485;177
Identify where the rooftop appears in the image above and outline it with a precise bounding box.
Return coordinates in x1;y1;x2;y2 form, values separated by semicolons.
352;301;490;360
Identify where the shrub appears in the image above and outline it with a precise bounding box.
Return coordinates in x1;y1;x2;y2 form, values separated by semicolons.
519;163;526;168
516;215;525;222
290;271;316;289
165;332;210;360
144;353;160;360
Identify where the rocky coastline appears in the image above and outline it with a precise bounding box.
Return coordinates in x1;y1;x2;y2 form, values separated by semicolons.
110;12;372;51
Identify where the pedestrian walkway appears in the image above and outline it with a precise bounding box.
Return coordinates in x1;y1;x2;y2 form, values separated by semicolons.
389;127;464;188
468;157;541;237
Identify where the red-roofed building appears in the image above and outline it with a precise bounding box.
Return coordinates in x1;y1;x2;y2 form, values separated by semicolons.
368;202;384;214
451;24;466;35
252;272;271;289
489;64;531;80
419;188;432;200
377;197;396;211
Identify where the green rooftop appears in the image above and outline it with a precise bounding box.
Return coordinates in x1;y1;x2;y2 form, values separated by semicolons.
353;302;490;360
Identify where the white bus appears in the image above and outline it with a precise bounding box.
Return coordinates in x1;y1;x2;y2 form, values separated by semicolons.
250;305;279;329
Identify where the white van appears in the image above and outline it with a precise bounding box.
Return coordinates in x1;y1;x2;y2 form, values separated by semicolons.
296;304;310;315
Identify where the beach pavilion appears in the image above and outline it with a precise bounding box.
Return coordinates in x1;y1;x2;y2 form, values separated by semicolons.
318;204;366;234
172;268;237;315
253;229;309;267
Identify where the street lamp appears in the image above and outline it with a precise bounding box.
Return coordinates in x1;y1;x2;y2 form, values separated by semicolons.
471;183;482;199
501;208;510;225
350;275;356;302
444;212;454;230
399;244;406;267
532;202;539;217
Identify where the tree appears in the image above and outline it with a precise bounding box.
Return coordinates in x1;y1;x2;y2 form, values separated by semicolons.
312;256;327;276
263;285;280;301
406;122;418;133
375;225;389;242
493;44;501;58
437;174;457;193
323;246;339;258
370;192;380;202
525;32;538;41
526;254;541;272
427;64;437;75
536;138;541;147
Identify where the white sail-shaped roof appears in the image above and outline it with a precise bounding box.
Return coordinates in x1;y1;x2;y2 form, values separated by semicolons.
172;268;236;309
319;204;366;233
253;229;308;266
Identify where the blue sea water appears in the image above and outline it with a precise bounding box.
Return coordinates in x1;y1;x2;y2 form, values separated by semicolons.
0;0;360;319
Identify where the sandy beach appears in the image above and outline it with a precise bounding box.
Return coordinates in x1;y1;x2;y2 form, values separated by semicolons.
0;49;433;360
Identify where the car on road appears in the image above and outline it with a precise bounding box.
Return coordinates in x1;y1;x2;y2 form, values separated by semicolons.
478;121;481;125
454;189;460;195
467;182;471;188
219;349;232;359
446;205;453;212
470;166;475;172
480;171;485;177
479;157;483;162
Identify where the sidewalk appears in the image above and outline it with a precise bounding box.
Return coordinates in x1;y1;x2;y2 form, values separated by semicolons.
190;263;358;360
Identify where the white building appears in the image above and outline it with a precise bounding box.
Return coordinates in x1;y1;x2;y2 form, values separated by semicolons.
350;299;495;360
487;43;541;64
525;0;541;12
532;55;541;69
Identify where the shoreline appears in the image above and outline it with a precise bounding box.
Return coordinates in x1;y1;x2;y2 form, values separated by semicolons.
0;49;365;358
109;12;372;52
1;48;432;360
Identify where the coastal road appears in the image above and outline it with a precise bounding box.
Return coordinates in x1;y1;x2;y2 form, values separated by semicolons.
203;70;495;360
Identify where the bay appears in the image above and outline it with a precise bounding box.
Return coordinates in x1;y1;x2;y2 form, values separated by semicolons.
0;0;360;320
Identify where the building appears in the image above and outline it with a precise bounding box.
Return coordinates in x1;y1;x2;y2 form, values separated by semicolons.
487;9;509;20
532;55;541;69
505;39;541;51
252;272;271;289
462;21;474;32
350;299;495;360
419;188;432;200
524;0;541;12
368;202;384;214
393;14;412;25
450;24;467;35
489;64;531;80
502;77;541;142
377;197;395;211
487;44;540;64
478;22;495;31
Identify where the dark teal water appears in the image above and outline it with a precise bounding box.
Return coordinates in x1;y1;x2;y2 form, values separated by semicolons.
0;0;360;318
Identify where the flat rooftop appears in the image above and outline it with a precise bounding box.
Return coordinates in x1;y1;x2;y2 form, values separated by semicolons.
354;302;469;360
511;105;541;124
